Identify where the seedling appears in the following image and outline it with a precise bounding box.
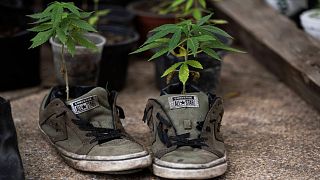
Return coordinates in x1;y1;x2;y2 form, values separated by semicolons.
131;14;243;94
28;1;98;100
88;0;110;26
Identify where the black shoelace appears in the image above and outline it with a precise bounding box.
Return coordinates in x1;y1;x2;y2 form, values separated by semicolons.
156;113;208;148
72;118;122;144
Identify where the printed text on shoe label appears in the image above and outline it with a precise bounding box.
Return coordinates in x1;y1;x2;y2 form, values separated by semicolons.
168;95;199;109
69;95;100;114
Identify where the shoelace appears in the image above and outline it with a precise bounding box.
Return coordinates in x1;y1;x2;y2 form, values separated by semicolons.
156;113;208;148
72;118;122;144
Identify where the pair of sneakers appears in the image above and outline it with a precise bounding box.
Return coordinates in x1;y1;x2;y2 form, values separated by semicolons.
39;83;227;179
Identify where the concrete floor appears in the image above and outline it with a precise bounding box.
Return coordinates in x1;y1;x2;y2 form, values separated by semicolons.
2;53;320;179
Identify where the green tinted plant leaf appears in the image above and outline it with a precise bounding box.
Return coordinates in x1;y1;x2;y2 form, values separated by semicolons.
63;2;80;16
202;25;232;38
202;47;221;60
56;27;67;44
199;0;206;8
144;28;176;45
80;12;93;18
187;37;199;56
168;28;182;51
73;32;97;50
148;47;169;61
186;60;203;69
185;0;193;11
130;42;164;54
151;24;177;32
170;0;185;8
195;35;215;41
193;9;202;20
179;63;189;85
28;23;52;32
66;37;76;56
162;62;183;77
30;29;53;48
71;19;97;32
197;14;212;26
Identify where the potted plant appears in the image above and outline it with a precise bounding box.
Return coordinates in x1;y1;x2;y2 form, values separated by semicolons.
28;1;105;100
131;14;243;93
300;0;320;40
128;0;216;42
0;3;40;91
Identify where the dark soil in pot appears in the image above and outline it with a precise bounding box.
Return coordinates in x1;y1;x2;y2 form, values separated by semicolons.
0;6;40;91
127;0;176;43
98;25;139;91
154;35;232;93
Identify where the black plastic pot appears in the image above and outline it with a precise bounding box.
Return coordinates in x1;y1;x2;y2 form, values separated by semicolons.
154;35;232;93
0;6;40;91
98;25;139;91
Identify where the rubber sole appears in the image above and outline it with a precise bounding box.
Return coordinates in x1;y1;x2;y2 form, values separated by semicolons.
153;160;227;179
39;124;152;173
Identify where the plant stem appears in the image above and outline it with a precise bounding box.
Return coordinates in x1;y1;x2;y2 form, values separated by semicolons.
60;45;69;101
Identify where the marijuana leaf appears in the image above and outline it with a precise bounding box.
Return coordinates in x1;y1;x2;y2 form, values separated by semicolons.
28;1;98;56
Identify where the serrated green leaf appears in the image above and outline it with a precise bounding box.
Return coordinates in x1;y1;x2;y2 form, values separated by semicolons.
148;47;169;61
150;24;177;32
56;27;67;44
52;5;63;28
197;14;212;26
202;47;221;60
63;2;80;16
209;40;245;53
73;32;97;51
27;12;49;19
30;16;51;24
195;35;216;41
193;9;202;20
187;37;199;57
202;25;232;38
80;12;93;18
96;9;110;16
66;37;76;56
179;63;189;85
71;19;97;32
144;28;175;45
130;42;164;54
30;29;53;48
186;60;203;69
28;23;52;32
168;28;182;51
162;62;183;77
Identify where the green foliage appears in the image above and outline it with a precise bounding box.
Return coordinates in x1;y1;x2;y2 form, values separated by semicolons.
158;0;210;20
28;1;98;55
131;14;244;88
88;9;110;26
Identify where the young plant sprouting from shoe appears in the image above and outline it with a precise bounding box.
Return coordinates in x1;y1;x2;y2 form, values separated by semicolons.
27;2;98;100
131;14;244;94
157;0;227;24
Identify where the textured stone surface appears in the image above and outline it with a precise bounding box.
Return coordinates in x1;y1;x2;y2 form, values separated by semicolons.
9;53;320;179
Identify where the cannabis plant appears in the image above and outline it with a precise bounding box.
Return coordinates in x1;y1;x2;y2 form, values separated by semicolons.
28;1;98;100
131;14;243;94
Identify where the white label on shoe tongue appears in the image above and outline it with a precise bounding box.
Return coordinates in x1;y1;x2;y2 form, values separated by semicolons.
69;95;100;114
168;95;199;109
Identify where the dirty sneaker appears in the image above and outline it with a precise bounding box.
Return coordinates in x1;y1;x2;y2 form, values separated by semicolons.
39;86;151;173
142;83;227;179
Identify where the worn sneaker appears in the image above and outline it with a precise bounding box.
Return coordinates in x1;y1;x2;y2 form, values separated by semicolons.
39;86;152;173
143;83;227;179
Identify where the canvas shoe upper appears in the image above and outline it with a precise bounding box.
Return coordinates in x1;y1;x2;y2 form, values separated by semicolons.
142;83;227;179
39;86;151;173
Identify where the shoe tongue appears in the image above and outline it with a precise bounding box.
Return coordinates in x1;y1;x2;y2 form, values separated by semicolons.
67;87;114;129
157;92;209;139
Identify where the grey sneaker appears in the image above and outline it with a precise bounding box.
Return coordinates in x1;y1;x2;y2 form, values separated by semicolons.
39;86;151;173
143;84;227;179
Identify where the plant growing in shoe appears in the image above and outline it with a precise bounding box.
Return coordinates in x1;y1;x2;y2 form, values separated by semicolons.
131;14;242;94
28;1;105;100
